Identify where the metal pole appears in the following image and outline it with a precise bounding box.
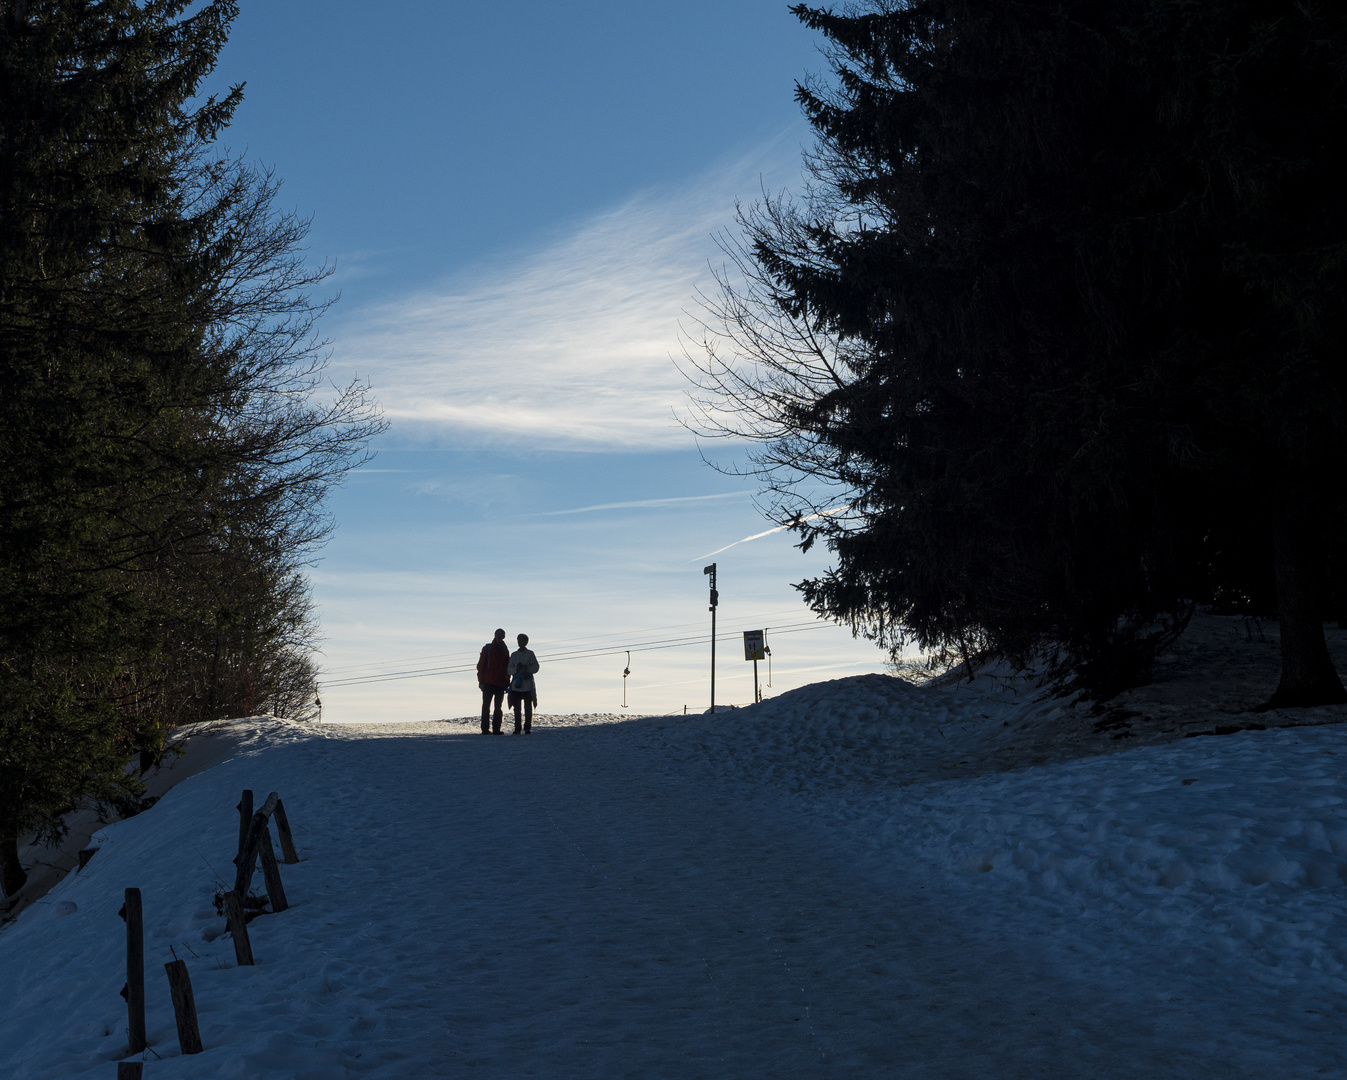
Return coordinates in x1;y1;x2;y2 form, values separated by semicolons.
710;602;717;713
753;656;760;703
703;563;718;714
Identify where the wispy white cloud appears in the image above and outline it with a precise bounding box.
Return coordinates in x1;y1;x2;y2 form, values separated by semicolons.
333;136;801;450
329;248;399;286
534;490;755;517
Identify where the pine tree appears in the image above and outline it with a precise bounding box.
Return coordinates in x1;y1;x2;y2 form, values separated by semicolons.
685;0;1347;705
0;0;242;896
1133;1;1347;706
0;1;381;898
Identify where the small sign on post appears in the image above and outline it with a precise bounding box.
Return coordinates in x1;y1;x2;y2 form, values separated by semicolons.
743;630;766;703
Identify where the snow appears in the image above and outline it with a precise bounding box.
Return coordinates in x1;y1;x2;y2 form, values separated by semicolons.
3;717;284;927
3;628;1346;1077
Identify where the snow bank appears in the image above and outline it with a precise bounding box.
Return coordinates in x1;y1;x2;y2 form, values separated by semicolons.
658;671;1347;997
1;666;1344;1077
3;716;316;925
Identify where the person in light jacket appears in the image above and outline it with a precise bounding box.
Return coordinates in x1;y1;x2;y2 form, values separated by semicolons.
507;633;540;735
476;628;510;735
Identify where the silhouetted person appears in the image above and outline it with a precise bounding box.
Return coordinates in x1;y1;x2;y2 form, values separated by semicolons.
508;633;540;735
477;628;509;734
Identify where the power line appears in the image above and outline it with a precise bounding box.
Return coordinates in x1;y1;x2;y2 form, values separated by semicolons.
319;623;820;687
316;607;812;678
318;621;830;688
316;605;813;673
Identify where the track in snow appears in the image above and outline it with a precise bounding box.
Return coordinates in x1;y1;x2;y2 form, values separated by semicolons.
239;722;1321;1078
2;715;1342;1078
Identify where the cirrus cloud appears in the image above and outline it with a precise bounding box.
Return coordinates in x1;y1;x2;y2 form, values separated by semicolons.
332;136;801;450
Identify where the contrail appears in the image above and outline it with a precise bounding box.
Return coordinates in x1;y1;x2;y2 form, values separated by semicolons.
536;490;754;517
696;506;851;560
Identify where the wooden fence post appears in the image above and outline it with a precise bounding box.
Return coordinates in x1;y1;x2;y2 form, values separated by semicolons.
273;798;299;864
258;825;288;913
235;789;253;866
233;792;279;899
116;1062;144;1079
164;959;204;1054
120;888;146;1054
223;890;254;965
234;825;259;899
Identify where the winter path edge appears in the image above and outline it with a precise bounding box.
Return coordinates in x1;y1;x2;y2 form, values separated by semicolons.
0;685;1343;1077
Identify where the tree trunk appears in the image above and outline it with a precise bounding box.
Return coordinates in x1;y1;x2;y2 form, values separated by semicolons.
1;835;27;899
137;727;158;775
137;716;166;775
1267;512;1347;708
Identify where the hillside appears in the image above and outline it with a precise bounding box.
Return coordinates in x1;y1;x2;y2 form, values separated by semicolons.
1;616;1344;1078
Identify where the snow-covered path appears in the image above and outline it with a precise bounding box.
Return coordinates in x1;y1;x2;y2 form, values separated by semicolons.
369;723;1212;1080
317;724;1138;1079
6;703;1344;1078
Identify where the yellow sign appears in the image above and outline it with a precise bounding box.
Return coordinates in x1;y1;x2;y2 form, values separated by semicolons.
743;630;766;661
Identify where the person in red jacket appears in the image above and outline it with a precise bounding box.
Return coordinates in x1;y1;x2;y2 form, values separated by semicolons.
476;628;510;734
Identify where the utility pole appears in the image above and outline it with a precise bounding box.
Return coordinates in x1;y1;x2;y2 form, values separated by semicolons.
703;563;718;713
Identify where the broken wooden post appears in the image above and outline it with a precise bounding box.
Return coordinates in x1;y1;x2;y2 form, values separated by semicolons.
164;959;204;1054
116;1062;144;1079
234;827;259;899
235;789;253;866
119;888;146;1054
233;791;280;898
223;890;254;965
258;824;288;912
273;797;299;864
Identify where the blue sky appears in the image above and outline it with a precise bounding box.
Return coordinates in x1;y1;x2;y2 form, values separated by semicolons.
213;2;889;721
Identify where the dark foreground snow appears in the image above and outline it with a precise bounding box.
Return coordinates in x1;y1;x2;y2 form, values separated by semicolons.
1;673;1345;1078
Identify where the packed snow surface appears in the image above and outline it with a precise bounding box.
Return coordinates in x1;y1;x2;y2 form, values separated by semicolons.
2;670;1345;1078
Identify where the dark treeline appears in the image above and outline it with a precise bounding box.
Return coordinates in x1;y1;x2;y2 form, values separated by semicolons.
0;1;382;898
686;2;1347;706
